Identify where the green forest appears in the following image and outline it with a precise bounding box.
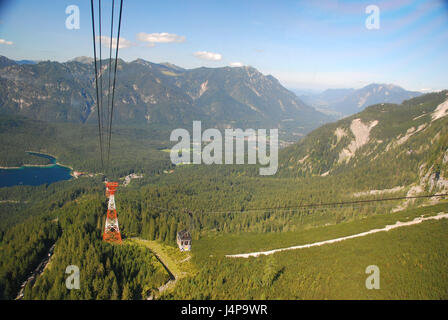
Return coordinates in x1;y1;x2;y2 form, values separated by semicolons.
0;91;447;300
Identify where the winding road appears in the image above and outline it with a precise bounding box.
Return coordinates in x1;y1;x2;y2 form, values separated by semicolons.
15;244;55;300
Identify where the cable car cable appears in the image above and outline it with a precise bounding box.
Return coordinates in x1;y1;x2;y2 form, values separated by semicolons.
98;0;104;161
105;0;115;168
90;0;104;170
143;193;448;216
106;0;123;171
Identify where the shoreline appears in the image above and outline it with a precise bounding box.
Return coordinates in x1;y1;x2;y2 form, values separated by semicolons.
1;151;75;177
26;151;75;171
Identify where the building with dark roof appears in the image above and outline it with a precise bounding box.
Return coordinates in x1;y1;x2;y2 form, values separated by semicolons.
177;230;192;251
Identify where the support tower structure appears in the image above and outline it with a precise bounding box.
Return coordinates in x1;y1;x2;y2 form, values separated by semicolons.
103;182;122;244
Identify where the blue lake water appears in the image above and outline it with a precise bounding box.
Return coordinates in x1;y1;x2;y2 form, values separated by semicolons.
0;152;72;187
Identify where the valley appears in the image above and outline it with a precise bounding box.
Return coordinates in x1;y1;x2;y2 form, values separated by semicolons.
299;84;422;117
0;62;447;301
1;0;448;306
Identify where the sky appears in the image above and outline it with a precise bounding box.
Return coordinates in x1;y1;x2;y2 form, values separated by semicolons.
0;0;447;92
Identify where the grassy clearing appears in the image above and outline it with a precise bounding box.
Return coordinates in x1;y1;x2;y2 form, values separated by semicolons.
128;238;197;280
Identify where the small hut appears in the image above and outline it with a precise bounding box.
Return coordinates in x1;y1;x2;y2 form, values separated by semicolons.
176;230;192;251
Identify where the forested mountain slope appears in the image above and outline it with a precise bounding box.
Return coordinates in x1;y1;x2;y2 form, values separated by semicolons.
280;91;448;188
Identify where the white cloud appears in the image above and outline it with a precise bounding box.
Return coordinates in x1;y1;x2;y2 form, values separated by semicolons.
230;62;244;67
137;32;185;44
194;51;223;61
97;36;134;49
0;39;13;45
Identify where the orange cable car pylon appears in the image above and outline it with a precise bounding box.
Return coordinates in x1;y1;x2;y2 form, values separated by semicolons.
103;182;122;244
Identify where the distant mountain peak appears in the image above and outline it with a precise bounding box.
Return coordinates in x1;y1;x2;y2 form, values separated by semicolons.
70;56;94;64
301;82;422;117
15;59;37;65
364;83;404;91
132;58;153;67
134;58;153;64
243;65;260;73
0;56;17;68
159;62;185;71
266;75;279;83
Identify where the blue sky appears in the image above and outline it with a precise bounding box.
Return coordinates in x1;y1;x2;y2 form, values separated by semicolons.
0;0;447;91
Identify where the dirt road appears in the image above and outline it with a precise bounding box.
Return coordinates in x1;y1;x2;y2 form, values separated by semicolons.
226;212;448;258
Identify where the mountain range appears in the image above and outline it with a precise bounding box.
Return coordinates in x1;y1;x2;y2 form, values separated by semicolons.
0;55;330;141
299;84;423;117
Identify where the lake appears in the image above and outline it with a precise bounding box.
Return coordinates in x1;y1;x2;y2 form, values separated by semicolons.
0;152;72;187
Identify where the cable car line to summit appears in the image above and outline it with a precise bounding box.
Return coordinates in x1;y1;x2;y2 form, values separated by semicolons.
98;0;104;164
105;0;115;171
90;0;123;174
90;0;124;244
90;0;104;170
107;0;124;170
88;0;446;243
203;193;448;215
